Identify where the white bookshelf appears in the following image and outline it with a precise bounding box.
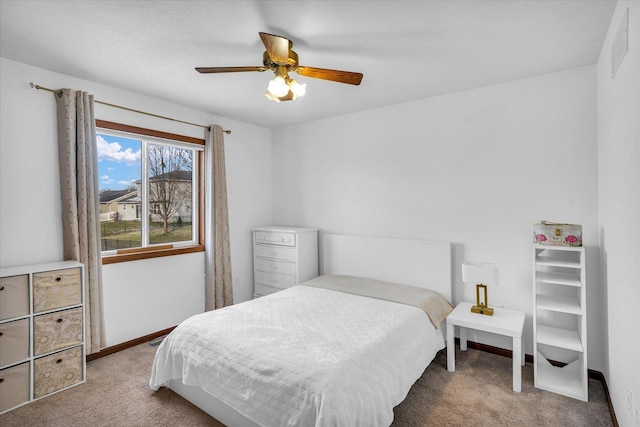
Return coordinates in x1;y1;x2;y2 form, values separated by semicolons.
533;245;587;401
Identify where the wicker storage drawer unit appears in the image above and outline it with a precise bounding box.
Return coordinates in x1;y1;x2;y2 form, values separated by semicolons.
0;274;29;321
33;346;84;399
0;362;30;413
0;261;85;414
33;267;82;313
33;307;83;356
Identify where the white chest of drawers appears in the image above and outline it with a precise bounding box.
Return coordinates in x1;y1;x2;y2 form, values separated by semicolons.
252;226;318;297
0;261;85;414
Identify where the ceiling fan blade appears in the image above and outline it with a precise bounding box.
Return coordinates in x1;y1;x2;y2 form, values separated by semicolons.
259;32;291;64
196;66;266;73
294;66;363;85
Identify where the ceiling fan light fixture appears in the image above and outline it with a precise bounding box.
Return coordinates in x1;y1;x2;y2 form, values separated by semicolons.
264;91;283;103
267;75;289;97
288;79;306;98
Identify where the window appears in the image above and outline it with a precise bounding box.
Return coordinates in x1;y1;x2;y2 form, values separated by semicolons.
96;120;205;263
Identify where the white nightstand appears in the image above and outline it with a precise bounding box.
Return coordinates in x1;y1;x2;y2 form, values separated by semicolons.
446;301;526;392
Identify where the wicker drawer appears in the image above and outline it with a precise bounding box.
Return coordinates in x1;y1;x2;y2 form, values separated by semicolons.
255;231;296;247
34;346;83;399
33;268;82;313
33;307;83;356
254;271;296;290
0;362;30;413
0;318;29;367
0;274;29;321
254;258;296;276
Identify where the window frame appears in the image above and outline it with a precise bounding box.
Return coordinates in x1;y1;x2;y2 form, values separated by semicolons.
96;120;205;265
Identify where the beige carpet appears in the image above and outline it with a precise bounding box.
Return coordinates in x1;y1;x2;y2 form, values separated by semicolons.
0;342;614;426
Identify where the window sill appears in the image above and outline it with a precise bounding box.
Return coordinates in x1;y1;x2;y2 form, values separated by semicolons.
101;245;205;265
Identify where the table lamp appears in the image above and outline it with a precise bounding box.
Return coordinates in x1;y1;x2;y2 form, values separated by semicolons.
462;261;499;316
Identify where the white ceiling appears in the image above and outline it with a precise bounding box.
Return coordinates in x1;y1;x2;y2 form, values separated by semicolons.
0;0;616;129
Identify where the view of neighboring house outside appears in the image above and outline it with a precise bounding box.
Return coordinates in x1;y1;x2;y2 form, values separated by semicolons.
99;189;139;222
98;168;194;251
99;171;192;226
146;169;192;229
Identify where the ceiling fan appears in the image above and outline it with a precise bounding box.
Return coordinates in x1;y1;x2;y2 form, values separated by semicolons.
196;32;363;102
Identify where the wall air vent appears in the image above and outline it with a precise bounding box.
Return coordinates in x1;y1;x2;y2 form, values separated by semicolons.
611;8;629;79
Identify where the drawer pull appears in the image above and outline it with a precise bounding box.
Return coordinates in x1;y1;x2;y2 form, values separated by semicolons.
56;359;62;364
0;378;4;383
0;285;4;291
55;277;62;282
0;331;3;336
57;318;63;323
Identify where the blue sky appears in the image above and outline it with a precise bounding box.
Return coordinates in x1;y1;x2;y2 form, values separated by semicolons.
97;133;141;191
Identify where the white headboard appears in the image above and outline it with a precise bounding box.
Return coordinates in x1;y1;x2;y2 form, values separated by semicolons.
321;234;452;302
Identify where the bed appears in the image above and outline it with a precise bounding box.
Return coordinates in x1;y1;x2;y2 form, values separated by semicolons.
149;234;452;426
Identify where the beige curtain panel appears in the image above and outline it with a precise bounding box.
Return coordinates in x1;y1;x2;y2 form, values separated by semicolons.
55;89;106;354
204;125;234;310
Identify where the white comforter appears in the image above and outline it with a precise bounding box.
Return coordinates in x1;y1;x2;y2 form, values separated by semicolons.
149;285;445;427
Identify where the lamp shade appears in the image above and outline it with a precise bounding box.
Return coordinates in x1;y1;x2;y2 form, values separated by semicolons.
461;262;499;286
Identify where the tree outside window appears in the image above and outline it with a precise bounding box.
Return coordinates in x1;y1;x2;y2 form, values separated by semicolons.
147;144;192;236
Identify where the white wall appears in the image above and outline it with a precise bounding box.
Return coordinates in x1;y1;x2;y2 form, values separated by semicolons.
102;253;205;343
272;66;604;371
0;57;272;346
597;2;640;424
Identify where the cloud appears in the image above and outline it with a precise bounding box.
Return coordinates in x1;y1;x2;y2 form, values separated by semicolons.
97;135;141;164
101;174;110;180
118;179;137;186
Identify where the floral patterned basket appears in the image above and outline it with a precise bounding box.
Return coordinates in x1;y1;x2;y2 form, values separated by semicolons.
533;221;582;247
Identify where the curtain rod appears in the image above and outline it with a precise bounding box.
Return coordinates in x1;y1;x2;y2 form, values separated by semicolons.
30;82;231;135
